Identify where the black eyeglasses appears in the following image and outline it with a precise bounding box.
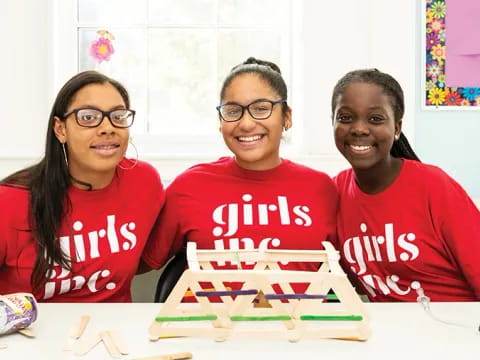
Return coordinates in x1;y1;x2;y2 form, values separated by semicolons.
216;99;286;122
63;108;135;128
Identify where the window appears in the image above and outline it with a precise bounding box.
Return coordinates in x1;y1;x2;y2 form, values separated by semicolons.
55;0;294;160
53;1;360;181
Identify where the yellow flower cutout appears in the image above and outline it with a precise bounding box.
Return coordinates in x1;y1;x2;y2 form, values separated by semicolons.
426;10;433;23
428;87;446;105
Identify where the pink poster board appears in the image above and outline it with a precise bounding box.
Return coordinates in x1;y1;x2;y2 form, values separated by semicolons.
445;0;480;87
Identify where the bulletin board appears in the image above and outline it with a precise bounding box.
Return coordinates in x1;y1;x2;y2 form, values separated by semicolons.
423;0;480;109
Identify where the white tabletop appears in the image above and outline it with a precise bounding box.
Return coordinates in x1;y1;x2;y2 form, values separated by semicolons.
1;302;479;360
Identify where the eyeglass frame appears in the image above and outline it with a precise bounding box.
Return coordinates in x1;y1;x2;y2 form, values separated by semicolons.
216;99;287;122
62;107;136;128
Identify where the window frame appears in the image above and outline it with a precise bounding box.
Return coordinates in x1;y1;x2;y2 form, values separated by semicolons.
52;0;350;181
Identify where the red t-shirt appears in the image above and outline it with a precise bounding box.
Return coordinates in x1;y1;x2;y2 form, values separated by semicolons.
0;159;165;302
143;157;338;296
334;159;480;302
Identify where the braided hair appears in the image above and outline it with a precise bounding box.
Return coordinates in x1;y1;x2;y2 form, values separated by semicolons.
331;68;420;161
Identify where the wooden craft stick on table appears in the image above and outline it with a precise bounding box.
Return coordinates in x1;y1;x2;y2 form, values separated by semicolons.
131;352;193;360
107;329;129;355
73;329;128;357
64;314;90;351
100;330;122;358
73;333;102;356
17;328;35;338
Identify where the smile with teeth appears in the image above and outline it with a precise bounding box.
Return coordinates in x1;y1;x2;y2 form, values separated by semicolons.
237;135;263;142
349;144;372;152
91;144;120;156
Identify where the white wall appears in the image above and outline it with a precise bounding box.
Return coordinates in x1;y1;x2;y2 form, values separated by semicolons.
0;1;51;168
301;0;415;157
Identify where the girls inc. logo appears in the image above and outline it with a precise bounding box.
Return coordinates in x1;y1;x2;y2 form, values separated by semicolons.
211;194;312;265
43;214;137;299
343;222;419;275
343;223;421;298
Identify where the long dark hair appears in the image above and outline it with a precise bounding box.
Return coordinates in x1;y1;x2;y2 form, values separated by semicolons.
331;68;420;161
220;57;289;114
1;70;130;290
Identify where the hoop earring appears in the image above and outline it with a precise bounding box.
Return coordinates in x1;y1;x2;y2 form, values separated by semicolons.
62;142;68;167
118;138;138;170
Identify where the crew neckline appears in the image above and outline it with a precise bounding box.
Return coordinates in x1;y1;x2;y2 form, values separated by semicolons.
352;158;410;198
68;169;121;198
226;157;291;181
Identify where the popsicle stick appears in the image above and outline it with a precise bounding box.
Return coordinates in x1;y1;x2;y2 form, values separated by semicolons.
73;332;102;356
131;352;193;360
63;314;90;350
107;329;129;355
73;314;90;338
100;330;122;358
17;327;35;337
0;344;8;349
157;335;186;339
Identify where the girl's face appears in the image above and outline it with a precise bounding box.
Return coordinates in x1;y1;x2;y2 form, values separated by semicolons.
219;73;291;171
332;82;401;172
54;83;130;189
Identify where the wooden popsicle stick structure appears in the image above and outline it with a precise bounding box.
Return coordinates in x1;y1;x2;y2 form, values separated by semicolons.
149;241;371;342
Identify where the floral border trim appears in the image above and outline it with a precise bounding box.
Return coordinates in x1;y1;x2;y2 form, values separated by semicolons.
425;0;480;107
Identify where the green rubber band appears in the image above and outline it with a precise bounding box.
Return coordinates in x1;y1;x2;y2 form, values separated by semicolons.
230;315;292;321
300;314;363;321
155;314;218;322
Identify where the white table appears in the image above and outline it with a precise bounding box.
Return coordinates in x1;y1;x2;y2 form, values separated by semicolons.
1;302;479;360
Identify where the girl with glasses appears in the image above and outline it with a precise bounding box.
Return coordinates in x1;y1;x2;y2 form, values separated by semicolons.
141;57;338;300
331;68;480;301
0;71;166;302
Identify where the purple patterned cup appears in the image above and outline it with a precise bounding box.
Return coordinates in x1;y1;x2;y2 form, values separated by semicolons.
0;293;38;335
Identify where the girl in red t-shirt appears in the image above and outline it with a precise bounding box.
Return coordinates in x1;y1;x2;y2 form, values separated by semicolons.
0;71;165;302
331;69;480;301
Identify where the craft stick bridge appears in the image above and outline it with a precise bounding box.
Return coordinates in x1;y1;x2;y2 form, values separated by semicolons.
149;241;371;342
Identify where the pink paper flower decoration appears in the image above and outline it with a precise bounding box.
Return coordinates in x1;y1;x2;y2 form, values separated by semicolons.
90;37;115;64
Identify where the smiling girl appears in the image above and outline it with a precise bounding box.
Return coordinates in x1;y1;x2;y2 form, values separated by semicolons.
142;58;338;296
331;68;480;302
0;71;166;302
